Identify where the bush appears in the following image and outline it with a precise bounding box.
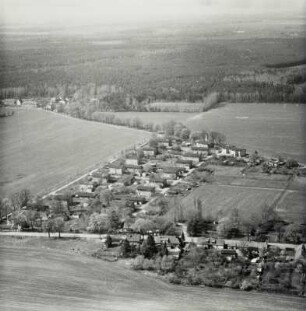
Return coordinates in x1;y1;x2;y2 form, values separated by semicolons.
132;255;145;270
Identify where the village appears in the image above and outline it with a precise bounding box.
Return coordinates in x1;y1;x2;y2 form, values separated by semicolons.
23;124;303;264
1;99;306;294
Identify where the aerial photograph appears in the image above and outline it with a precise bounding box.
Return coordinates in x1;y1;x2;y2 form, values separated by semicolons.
0;0;305;310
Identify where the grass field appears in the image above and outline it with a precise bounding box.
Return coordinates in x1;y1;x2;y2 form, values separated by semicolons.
182;165;306;224
0;109;149;197
0;243;305;311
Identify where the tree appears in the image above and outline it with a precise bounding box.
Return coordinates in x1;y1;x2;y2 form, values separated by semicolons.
0;198;11;221
88;213;109;235
141;234;157;258
53;217;65;238
120;239;131;258
159;242;168;257
25;209;38;230
44;218;54;238
10;189;32;210
210;131;226;145
286;159;299;169
132;218;155;235
12;210;27;228
283;224;302;244
105;234;112;248
108;210;121;231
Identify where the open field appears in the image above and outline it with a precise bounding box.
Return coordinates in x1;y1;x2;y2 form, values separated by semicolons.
0;109;149;196
186;103;306;163
182;165;306;224
0;244;305;311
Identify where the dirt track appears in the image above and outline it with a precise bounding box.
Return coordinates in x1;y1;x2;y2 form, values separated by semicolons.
0;246;304;311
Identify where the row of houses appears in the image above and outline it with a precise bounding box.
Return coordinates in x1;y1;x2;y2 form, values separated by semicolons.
46;134;249;219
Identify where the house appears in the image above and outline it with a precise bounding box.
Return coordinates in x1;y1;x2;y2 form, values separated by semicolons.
157;138;171;148
88;174;102;185
194;140;209;148
181;152;201;164
167;246;182;259
143;146;157;157
117;174;135;186
125;164;143;176
159;167;181;182
128;196;147;205
220;249;237;261
217;145;236;158
155;235;180;247
125;234;143;246
74;192;97;199
181;142;192;152
168;150;182;158
149;174;167;189
191;146;208;156
176;159;193;170
69;204;91;218
109;160;124;176
137;185;155;198
125;155;139;166
79;184;94;193
157;131;166;138
217;145;247;158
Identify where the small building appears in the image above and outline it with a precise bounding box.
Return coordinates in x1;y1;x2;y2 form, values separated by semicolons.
217;145;247;158
128;196;147;205
194;140;209;148
149;175;167;189
125;164;143;176
143;146;157;157
157;131;166;138
157;138;171;148
109;160;124;176
159;167;181;182
176;159;193;170
137;185;155;199
181;152;201;164
125;234;143;246
168;150;182;158
125;155;139;166
79;184;94;193
191;146;208;155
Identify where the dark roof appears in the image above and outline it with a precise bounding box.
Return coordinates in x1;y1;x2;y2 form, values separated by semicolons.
126;234;143;243
125;164;142;169
182;152;201;158
176;159;193;165
191;146;208;151
137;185;155;192
109;159;124;169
